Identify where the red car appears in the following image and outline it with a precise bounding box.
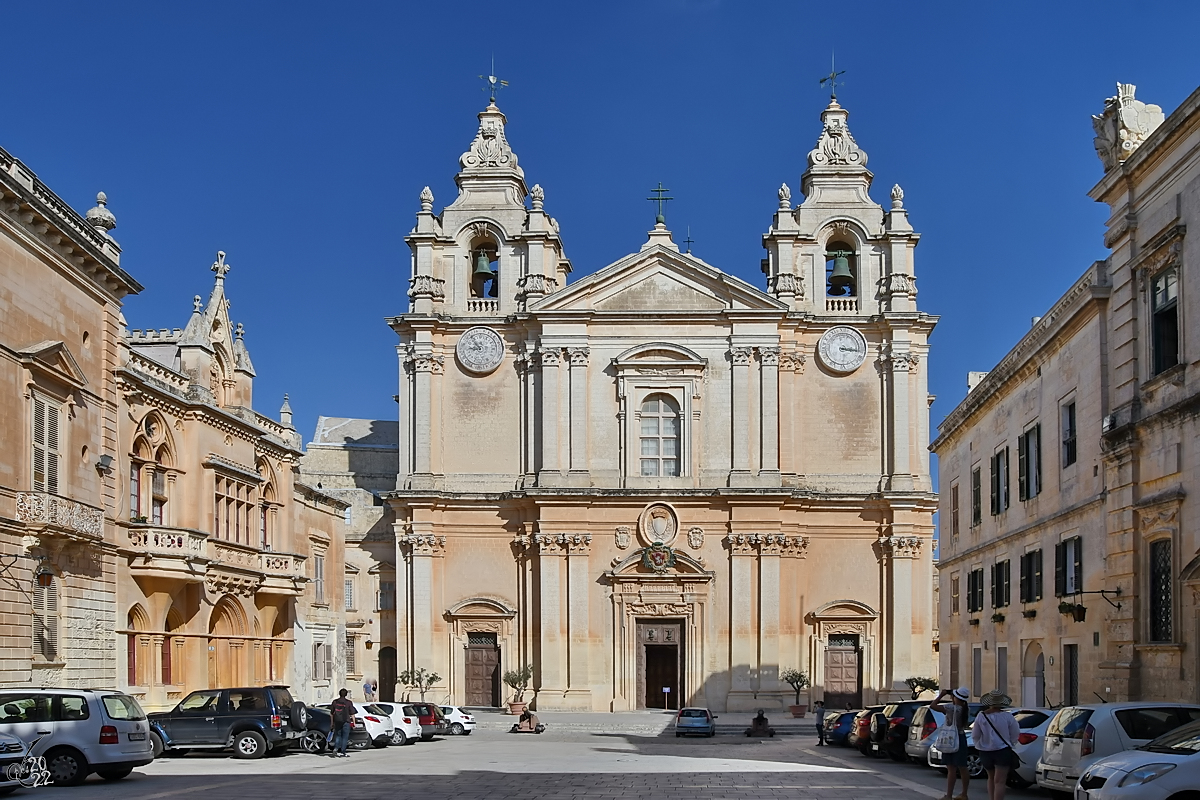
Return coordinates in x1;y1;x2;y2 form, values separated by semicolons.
404;702;447;741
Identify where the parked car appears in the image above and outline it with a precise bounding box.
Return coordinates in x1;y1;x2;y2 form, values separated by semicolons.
674;708;717;737
0;732;30;795
871;700;929;761
929;706;1052;786
0;688;153;785
148;686;307;760
823;710;861;747
1076;717;1200;800
1036;702;1200;795
847;706;884;755
404;702;447;741
440;706;477;736
315;703;392;748
905;703;984;764
300;707;370;753
371;703;421;745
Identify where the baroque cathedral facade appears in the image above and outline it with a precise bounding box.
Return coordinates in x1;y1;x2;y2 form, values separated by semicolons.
324;94;937;711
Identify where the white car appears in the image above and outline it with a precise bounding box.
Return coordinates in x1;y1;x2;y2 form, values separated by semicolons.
926;706;1051;788
439;706;476;736
0;688;153;785
0;732;30;795
355;703;394;748
370;702;421;745
1075;718;1200;800
1037;702;1200;794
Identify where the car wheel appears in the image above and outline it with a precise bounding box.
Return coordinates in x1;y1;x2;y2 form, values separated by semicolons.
150;731;165;759
233;731;268;759
45;748;89;786
390;730;407;746
301;731;327;754
97;768;133;781
966;751;984;779
450;723;464;736
289;702;308;731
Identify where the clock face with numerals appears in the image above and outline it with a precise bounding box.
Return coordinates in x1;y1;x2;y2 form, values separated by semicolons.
455;326;505;374
817;326;868;374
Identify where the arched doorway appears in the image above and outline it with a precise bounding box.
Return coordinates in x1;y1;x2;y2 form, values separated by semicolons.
378;647;397;702
1022;641;1045;707
208;596;246;687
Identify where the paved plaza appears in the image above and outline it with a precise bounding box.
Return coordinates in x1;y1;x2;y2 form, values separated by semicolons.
53;712;1044;800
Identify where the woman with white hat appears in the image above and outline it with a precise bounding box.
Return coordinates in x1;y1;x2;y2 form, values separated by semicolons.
974;689;1021;800
930;686;972;800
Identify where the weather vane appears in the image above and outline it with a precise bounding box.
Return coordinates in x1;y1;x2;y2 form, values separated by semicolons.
479;56;508;103
820;51;845;100
647;182;673;225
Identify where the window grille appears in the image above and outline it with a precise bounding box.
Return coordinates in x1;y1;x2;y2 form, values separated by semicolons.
639;395;681;477
1149;539;1173;642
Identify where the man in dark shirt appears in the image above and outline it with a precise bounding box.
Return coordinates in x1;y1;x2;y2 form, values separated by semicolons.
814;701;827;745
329;689;355;757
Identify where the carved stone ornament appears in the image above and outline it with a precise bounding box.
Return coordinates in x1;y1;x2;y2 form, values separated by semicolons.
1092;83;1165;172
640;543;677;574
516;273;556;297
455;327;505;374
615;526;632;550
626;601;694;617
461;108;519;172
530;183;544;210
408;274;446;300
729;346;753;366
884;536;923;559
778;182;791;209
419;186;434;212
817;326;868;374
638;502;679;547
687;527;704;549
780;351;807;373
770;272;802;298
757;347;781;367
85;191;116;233
890;184;904;210
400;533;447;557
808;102;867;169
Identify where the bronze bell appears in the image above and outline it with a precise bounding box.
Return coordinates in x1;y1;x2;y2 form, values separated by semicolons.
473;250;494;278
828;252;854;290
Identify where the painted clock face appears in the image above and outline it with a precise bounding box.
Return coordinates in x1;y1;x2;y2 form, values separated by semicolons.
817;326;868;374
455;326;505;374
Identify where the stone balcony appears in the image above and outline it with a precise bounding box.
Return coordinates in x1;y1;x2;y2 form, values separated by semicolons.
465;298;499;314
259;551;308;596
124;525;209;582
824;296;860;313
16;491;104;543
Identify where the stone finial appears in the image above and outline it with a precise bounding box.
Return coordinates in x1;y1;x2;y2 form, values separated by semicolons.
808;101;867;169
211;251;230;280
235;322;245;340
279;393;294;428
1092;83;1165;171
530;183;545;211
419;186;433;212
778;182;791;209
891;184;905;210
193;295;202;313
85;192;116;233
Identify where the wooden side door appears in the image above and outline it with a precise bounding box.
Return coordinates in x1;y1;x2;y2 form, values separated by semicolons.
465;633;499;707
823;634;862;709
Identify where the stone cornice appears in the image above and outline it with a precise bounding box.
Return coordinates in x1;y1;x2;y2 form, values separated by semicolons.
932;263;1108;449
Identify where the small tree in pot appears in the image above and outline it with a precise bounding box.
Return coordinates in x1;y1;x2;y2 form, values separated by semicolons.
503;664;534;715
780;668;811;717
398;667;441;701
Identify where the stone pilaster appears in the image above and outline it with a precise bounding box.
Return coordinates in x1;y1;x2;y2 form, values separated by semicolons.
729;347;752;483
533;533;567;704
758;347;781;478
538;348;562;483
885;344;918;491
399;531;447;677
880;534;921;695
564;534;593;708
567;348;590;480
726;534;758;709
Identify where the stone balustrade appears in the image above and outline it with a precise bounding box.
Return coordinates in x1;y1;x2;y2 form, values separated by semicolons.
127;526;208;555
208;539;260;569
466;298;499;313
260;551;307;578
16;492;104;539
825;296;859;313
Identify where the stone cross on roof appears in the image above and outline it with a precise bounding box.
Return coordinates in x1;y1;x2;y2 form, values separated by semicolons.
211;250;230;281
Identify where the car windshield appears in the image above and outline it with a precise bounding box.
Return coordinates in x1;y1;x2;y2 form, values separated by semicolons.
679;709;708;718
1047;707;1094;739
102;694;146;721
1139;719;1200;753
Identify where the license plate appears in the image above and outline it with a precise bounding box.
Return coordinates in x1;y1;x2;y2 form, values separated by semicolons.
129;732;146;741
872;744;879;750
1045;769;1063;783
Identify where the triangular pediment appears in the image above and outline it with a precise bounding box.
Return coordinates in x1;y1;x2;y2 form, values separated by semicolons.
18;341;88;390
531;245;787;314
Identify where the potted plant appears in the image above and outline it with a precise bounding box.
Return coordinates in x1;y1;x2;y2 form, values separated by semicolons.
1022;609;1037;619
397;666;441;701
1058;600;1077;615
904;676;939;700
991;612;1006;623
503;664;534;715
780;668;810;717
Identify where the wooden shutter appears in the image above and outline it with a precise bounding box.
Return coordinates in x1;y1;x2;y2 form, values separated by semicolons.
1017;432;1028;501
990;564;998;608
966;571;974;612
1019;554;1029;603
989;454;999;515
162;637;173;685
1055;542;1066;596
1002;448;1010;509
1034;549;1043;600
1072;537;1083;593
1002;560;1011;606
1033;424;1042;495
33;573;58;660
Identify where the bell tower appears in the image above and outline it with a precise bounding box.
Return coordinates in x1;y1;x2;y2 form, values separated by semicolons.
405;96;572;317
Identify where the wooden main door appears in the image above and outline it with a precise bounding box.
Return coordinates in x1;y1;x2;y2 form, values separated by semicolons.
824;634;863;709
636;620;682;710
465;632;500;707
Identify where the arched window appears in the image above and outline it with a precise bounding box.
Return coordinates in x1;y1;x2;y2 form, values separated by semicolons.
639;395;681;477
33;571;59;661
469;244;499;299
131;416;172;525
825;239;858;297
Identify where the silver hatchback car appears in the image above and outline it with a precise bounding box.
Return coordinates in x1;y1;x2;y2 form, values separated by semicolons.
675;707;717;737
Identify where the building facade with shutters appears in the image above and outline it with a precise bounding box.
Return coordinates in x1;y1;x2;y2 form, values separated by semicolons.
0;148;141;689
115;256;350;710
369;94;939;711
933;83;1200;705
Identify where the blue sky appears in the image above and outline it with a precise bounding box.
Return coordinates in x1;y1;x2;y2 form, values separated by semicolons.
4;1;1198;450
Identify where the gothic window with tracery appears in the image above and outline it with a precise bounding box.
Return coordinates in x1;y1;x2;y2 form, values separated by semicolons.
639;395;680;477
1149;539;1173;642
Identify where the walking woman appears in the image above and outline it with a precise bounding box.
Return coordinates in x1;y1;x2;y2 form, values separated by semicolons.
974;690;1021;800
930;686;972;800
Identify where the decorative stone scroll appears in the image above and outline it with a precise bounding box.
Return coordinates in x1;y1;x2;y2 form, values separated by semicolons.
770;272;803;298
1092;83;1165;172
626;601;694;617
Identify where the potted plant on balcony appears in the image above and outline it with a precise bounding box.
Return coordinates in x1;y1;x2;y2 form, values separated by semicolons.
781;668;811;717
1058;600;1076;615
991;612;1006;623
503;664;534;715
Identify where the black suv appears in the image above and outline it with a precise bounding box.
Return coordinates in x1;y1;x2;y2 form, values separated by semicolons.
148;686;307;759
870;700;930;761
